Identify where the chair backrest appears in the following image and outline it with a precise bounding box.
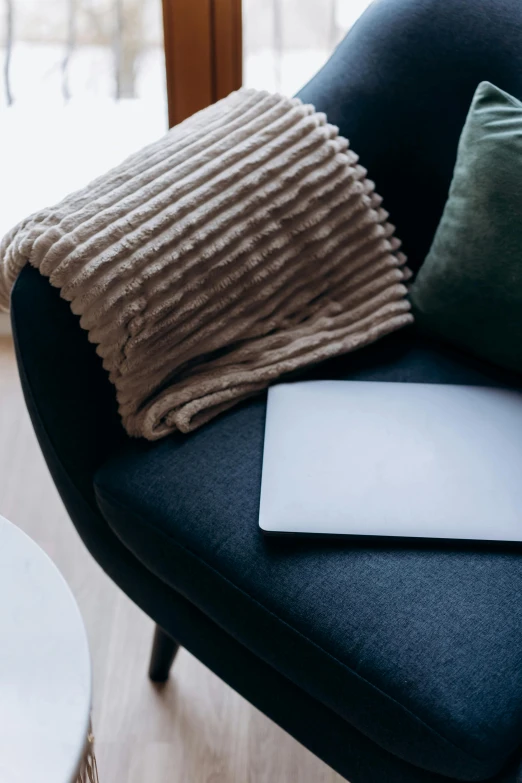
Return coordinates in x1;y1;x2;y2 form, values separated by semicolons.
298;0;522;272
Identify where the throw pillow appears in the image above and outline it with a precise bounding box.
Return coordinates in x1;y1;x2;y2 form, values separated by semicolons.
410;81;522;373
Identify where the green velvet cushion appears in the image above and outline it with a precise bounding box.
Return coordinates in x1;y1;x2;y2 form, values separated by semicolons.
410;81;522;373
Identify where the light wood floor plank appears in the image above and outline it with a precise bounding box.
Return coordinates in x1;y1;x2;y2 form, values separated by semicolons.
0;336;346;782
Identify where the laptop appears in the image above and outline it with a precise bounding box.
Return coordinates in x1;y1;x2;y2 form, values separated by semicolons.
259;381;522;541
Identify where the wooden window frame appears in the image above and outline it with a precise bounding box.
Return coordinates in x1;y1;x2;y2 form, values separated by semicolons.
161;0;243;128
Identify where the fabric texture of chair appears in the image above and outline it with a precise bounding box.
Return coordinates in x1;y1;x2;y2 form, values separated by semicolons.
94;330;522;780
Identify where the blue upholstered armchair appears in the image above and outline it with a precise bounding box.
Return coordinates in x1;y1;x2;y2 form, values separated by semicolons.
10;1;522;780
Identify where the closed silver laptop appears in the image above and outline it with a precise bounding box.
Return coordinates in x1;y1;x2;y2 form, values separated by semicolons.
259;381;522;541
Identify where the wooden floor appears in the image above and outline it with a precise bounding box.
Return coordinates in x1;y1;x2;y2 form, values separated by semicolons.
0;336;345;783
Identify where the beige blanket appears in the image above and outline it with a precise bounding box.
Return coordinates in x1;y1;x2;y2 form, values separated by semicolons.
0;88;412;439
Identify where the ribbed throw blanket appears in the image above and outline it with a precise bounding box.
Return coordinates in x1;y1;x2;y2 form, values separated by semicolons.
0;88;413;439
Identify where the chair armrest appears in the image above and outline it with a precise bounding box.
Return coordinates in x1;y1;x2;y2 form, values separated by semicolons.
10;264;126;515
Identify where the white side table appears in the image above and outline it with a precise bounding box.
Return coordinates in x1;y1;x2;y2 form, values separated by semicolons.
0;514;95;782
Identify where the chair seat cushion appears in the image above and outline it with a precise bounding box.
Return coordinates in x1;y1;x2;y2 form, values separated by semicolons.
94;329;522;781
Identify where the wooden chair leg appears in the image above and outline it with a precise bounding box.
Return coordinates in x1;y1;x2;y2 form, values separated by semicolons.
148;624;179;682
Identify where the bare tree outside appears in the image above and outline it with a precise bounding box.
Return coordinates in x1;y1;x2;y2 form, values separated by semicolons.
4;0;14;105
328;0;341;50
79;0;112;48
114;0;123;98
273;0;283;92
62;0;77;101
114;0;146;100
2;0;152;103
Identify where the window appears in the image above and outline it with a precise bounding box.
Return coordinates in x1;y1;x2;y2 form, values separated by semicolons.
0;0;373;240
0;0;167;238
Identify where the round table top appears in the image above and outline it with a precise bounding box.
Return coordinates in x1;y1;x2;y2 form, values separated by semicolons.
0;515;91;783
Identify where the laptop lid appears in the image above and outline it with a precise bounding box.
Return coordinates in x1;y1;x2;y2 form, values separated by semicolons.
259;381;522;541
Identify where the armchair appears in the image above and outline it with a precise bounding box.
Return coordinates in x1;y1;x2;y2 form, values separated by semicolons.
11;1;522;780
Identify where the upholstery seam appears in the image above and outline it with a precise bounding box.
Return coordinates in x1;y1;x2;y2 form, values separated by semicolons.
94;482;499;772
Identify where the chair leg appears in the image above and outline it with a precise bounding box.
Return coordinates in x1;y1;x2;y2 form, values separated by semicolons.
148;624;180;682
